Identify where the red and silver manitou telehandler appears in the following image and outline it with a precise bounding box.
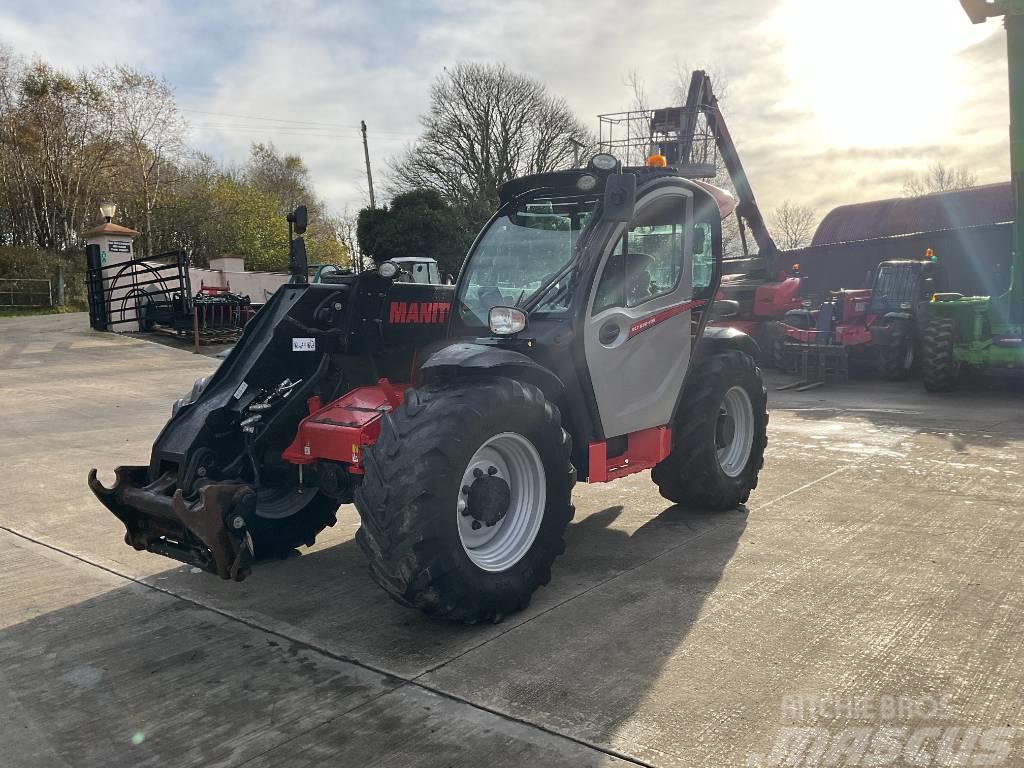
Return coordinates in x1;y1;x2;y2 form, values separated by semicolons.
91;153;768;623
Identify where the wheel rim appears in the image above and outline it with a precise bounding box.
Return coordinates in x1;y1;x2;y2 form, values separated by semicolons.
903;343;915;370
456;432;546;573
716;386;754;478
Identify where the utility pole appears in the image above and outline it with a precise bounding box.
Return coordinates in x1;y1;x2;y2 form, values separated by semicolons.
569;137;586;168
361;120;376;209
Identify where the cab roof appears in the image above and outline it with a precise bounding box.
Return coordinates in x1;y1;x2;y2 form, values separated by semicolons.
498;167;736;219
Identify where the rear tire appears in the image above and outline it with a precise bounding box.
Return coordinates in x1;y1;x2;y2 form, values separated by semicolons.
876;320;915;381
922;317;959;392
355;377;574;623
652;351;768;510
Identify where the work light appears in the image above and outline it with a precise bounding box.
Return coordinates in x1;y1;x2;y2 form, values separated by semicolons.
489;306;527;336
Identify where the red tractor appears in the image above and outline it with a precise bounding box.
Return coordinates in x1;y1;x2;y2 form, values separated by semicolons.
775;258;946;380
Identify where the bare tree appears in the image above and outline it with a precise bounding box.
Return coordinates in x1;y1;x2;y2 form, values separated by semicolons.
0;50;117;251
100;65;186;256
624;68;649;112
335;207;361;270
388;62;593;224
771;201;817;250
903;162;978;197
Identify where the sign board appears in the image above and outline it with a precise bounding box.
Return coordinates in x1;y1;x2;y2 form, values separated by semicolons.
108;240;132;253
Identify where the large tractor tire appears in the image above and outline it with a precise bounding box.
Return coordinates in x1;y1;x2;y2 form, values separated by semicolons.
922;316;959;392
652;350;768;510
876;319;916;381
355;377;575;623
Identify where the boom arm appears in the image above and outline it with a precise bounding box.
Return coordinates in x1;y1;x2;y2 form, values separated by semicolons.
679;71;780;264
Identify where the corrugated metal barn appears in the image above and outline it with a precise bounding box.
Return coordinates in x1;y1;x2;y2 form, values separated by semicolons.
789;182;1015;301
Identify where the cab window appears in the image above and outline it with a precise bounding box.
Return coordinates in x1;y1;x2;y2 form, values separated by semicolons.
593;194;691;315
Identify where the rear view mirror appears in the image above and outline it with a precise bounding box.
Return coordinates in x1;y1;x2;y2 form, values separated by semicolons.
288;205;308;235
603;173;637;222
289;237;308;283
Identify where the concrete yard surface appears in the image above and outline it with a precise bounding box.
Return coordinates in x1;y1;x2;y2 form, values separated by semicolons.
1;313;1022;767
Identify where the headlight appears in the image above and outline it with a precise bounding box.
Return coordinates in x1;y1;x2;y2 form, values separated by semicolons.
590;153;618;171
488;306;527;336
576;173;598;192
378;261;399;279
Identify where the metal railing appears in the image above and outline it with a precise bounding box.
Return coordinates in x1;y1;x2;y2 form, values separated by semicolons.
0;278;52;308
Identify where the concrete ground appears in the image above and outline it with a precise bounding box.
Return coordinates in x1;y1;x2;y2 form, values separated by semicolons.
1;313;1022;768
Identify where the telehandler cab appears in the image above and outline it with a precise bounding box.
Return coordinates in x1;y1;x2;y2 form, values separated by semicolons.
90;155;767;623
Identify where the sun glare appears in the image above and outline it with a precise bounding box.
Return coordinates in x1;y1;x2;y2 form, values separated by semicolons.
769;0;997;149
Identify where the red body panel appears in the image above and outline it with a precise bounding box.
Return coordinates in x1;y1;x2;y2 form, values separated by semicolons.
587;426;672;483
834;289;872;323
281;380;408;471
782;288;877;348
752;277;802;318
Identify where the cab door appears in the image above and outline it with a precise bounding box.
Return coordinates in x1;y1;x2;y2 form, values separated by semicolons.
583;187;704;438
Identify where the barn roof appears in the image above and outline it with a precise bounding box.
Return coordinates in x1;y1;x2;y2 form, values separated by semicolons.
811;182;1015;247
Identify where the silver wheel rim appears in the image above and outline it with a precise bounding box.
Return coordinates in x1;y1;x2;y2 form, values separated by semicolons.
716;386;754;478
904;344;915;370
457;432;546;573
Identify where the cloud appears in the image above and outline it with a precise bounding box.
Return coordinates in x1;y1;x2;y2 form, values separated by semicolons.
0;0;1012;224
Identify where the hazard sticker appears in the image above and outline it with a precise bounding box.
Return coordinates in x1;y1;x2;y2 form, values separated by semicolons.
232;381;248;399
292;337;316;352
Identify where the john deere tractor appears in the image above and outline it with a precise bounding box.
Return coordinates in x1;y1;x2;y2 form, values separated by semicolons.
923;1;1024;391
90;153;767;624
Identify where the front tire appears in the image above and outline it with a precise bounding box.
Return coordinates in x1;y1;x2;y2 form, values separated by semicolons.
876;319;916;381
922;317;959;392
355;377;574;623
652;351;768;510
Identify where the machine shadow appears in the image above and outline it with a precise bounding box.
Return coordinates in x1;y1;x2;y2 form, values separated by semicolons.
0;501;746;765
230;498;750;750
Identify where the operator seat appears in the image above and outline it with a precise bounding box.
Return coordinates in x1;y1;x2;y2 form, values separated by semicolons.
594;252;654;313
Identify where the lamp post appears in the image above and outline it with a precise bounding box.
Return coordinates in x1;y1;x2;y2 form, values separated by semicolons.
99;201;117;224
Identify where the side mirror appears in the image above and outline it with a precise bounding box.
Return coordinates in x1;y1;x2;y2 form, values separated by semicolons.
711;299;739;318
289;237;308;283
288;205;308;235
603;173;637;222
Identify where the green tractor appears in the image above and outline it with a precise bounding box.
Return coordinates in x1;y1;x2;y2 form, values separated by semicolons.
923;0;1024;391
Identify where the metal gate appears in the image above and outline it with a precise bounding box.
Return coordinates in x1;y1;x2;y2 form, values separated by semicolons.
85;244;191;331
0;278;52;308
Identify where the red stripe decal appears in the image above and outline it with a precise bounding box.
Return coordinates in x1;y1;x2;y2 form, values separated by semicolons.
628;299;706;339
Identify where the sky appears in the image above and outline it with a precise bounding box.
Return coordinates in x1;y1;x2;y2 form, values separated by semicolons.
0;0;1011;223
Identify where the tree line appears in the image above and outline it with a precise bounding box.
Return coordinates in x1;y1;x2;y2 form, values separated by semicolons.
0;44;346;272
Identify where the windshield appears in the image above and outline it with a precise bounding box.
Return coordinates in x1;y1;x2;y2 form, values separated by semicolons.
870;263;921;311
396;260;441;284
457;193;600;327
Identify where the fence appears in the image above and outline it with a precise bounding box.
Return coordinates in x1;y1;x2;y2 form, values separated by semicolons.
0;277;52;308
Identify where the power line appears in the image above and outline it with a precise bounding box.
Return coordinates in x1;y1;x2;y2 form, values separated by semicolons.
187;123;416;140
181;107;361;129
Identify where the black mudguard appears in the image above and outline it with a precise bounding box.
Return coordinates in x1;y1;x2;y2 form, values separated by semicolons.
418;342;565;402
694;325;760;362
